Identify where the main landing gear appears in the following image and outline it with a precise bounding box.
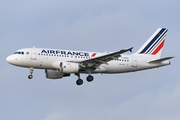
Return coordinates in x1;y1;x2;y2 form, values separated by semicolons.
28;67;34;79
86;75;94;82
75;73;83;85
75;73;94;86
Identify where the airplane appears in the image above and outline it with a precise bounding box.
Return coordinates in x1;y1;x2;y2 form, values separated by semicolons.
6;28;174;85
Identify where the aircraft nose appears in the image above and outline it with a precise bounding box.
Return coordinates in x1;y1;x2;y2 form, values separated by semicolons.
6;55;13;64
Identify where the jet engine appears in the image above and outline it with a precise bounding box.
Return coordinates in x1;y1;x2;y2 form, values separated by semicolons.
45;69;70;79
52;61;80;73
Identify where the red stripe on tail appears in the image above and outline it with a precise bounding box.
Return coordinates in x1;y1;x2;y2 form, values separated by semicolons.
151;39;165;55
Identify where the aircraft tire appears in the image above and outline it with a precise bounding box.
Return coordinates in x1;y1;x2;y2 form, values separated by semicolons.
86;75;94;82
76;79;83;85
28;75;33;79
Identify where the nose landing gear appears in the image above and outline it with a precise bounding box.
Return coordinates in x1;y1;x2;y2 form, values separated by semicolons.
28;75;33;79
28;67;34;79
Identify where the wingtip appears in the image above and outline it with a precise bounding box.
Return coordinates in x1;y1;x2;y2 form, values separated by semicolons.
128;47;133;52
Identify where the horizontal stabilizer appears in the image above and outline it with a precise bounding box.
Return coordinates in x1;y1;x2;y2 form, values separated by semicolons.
148;57;174;63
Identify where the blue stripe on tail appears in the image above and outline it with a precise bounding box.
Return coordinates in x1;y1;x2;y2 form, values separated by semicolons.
145;30;167;54
139;28;166;54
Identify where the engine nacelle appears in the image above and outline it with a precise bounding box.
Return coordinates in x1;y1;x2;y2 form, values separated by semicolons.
52;61;80;73
45;69;70;79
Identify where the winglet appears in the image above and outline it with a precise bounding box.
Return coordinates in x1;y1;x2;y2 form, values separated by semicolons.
128;47;133;52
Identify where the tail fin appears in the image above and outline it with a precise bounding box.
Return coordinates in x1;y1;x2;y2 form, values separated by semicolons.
134;28;168;58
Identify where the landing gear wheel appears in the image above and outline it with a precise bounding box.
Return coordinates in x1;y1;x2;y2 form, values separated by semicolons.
28;75;33;79
86;75;94;82
28;67;34;79
76;79;83;85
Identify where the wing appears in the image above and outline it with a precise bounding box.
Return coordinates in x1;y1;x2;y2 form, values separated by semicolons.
70;47;133;70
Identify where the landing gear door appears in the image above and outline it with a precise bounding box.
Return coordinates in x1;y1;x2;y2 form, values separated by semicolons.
31;48;37;60
132;57;137;67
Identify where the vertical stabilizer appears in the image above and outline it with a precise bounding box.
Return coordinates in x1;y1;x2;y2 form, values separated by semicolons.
134;28;168;58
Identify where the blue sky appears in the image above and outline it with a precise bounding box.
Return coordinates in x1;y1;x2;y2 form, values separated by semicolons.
0;0;179;120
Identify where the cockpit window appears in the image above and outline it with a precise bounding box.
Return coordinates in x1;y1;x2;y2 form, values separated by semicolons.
14;51;24;55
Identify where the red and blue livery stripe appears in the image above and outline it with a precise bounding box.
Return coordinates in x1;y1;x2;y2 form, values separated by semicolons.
139;28;167;55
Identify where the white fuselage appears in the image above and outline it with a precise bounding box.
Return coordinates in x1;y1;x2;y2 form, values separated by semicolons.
6;48;170;74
